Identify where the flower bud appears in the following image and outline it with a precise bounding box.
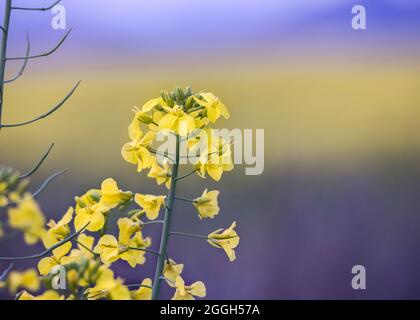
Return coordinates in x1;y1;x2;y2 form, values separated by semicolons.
75;197;86;208
173;87;184;100
136;112;153;124
89;191;101;202
161;90;174;107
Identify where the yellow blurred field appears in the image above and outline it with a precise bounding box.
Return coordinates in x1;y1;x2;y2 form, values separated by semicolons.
1;54;420;177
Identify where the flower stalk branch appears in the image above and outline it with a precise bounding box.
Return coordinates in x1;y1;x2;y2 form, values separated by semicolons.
0;224;88;261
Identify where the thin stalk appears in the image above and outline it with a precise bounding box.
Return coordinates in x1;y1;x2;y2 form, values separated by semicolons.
19;143;55;178
174;196;195;203
170;231;238;240
11;0;61;11
0;262;14;281
127;247;160;256
152;135;180;300
140;220;164;226
0;0;12;125
169;231;209;240
0;224;88;261
175;169;197;181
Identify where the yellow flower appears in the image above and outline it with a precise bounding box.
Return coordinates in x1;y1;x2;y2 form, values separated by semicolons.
134;193;165;220
117;217;141;244
85;267;131;300
98;178;127;211
60;235;99;288
131;278;152;300
7;269;40;294
148;110;165;131
94;218;151;267
163;258;184;285
60;233;96;265
193;92;230;123
38;231;92;276
141;97;166;113
171;276;206;300
208;222;240;262
37;255;62;276
158;105;195;136
8;195;46;244
193;189;219;219
18;290;64;300
74;189;105;232
147;158;171;188
121;131;156;173
195;152;234;181
42;207;73;258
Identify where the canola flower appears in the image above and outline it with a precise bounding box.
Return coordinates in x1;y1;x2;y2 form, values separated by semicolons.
94;218;151;267
134;193;166;220
193;189;220;219
172;276;206;300
1;269;40;294
208;222;240;262
8;195;46;245
0;87;240;300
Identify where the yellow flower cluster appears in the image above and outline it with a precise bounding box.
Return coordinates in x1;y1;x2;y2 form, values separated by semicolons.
121;88;233;184
0;87;240;300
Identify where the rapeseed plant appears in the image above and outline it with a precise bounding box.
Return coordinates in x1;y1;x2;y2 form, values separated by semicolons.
0;86;240;300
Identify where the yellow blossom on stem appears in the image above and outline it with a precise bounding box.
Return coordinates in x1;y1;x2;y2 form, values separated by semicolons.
8;195;46;244
121;130;156;173
99;178;130;211
6;269;40;294
85;267;131;300
131;278;152;300
74;189;105;232
141;97;167;113
163;258;184;285
94;218;151;267
171;276;206;300
147;158;171;188
61;233;96;265
193;92;230;123
195;153;234;181
37;255;63;276
42;207;74;258
207;222;240;262
134;193;165;220
158;105;195;136
193;189;219;219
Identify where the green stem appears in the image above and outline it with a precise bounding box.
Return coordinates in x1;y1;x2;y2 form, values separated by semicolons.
152;135;180;300
0;0;12;126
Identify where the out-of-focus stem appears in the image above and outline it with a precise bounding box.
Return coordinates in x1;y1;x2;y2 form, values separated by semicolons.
152;135;180;300
0;0;12;126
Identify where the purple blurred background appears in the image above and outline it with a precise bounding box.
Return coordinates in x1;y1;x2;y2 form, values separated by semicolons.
1;0;420;299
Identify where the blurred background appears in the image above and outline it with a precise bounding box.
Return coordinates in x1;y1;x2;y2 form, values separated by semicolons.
1;0;420;299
